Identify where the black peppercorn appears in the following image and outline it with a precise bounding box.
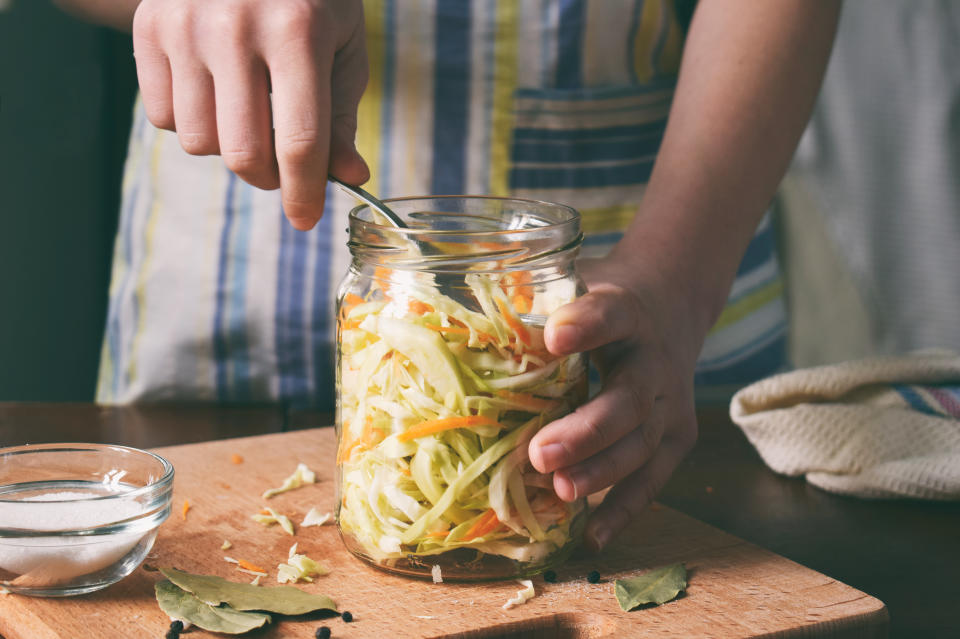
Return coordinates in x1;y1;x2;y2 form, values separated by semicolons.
169;621;184;632
315;626;332;639
164;631;179;639
587;570;601;584
543;569;557;583
341;610;354;623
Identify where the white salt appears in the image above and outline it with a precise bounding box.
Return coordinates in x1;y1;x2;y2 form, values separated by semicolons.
0;489;149;584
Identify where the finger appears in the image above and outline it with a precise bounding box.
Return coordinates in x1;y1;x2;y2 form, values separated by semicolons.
132;7;174;130
544;286;645;356
169;59;219;155
266;21;333;230
551;398;665;501
585;422;697;552
212;55;279;190
528;358;658;474
328;15;370;185
328;116;369;185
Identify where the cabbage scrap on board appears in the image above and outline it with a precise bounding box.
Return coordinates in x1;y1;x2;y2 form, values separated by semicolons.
337;269;587;566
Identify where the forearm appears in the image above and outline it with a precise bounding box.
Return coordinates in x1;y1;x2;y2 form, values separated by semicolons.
52;0;139;32
613;0;841;335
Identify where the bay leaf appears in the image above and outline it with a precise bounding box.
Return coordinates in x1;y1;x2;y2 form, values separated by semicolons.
614;563;687;611
159;567;338;615
155;580;271;634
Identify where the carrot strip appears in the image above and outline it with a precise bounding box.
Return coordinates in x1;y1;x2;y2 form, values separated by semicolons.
340;319;363;331
462;508;501;541
398;415;503;442
338;439;365;464
512;293;532;314
340;292;366;317
476;331;499;344
427;530;450;538
495;390;557;412
230;454;244;465
504;271;532;286
495;298;531;346
407;299;434;315
182;499;191;520
339;417;382;462
336;419;354;464
237;559;267;573
503;272;534;314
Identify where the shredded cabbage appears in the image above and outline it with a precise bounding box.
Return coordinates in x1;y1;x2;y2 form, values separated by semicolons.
502;579;536;609
262;462;316;499
301;508;333;527
276;552;328;584
251;507;295;536
337;271;587;567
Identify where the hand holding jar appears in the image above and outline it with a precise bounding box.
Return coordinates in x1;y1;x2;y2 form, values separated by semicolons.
529;255;702;553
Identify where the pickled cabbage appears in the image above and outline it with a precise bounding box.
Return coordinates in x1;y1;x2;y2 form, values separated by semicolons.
337;272;586;566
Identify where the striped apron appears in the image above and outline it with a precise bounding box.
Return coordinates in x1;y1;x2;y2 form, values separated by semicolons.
98;0;787;409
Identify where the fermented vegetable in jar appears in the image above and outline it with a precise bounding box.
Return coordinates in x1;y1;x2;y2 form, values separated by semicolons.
336;196;587;580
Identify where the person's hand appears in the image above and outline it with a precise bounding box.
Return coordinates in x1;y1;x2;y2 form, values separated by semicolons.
132;0;369;230
528;255;704;551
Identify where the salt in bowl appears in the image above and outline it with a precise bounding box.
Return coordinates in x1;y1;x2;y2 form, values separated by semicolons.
0;443;174;596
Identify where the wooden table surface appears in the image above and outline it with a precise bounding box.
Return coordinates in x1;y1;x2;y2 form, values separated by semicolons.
2;402;958;638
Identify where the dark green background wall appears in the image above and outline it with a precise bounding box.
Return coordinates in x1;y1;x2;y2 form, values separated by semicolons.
0;0;138;400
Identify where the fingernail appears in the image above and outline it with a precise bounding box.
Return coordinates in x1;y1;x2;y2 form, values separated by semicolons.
549;324;580;353
287;216;317;231
537;443;567;471
553;470;579;502
563;468;583;501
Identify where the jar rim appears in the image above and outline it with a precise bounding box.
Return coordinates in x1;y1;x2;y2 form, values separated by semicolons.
346;195;583;272
348;194;581;238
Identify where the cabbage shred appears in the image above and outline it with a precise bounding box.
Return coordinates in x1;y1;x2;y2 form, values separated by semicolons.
337;271;586;566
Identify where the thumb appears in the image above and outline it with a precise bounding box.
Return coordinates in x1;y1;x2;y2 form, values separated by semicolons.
545;285;643;356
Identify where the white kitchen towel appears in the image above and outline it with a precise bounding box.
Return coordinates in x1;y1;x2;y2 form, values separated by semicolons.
729;351;960;499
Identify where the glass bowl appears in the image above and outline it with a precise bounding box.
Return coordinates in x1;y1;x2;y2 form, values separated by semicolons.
0;443;174;597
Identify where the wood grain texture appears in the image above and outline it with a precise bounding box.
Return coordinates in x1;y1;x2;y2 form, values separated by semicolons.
0;429;888;638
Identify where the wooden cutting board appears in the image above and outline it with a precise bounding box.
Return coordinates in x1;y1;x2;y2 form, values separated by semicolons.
0;429;887;638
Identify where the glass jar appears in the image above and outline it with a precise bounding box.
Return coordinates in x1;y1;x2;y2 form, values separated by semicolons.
335;196;588;581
